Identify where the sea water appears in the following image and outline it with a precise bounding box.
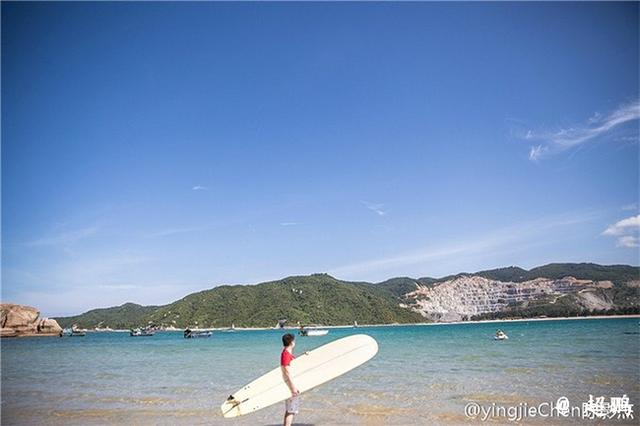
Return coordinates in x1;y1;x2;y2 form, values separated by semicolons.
1;318;638;425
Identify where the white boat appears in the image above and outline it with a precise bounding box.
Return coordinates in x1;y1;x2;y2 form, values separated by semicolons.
303;329;329;337
494;334;509;340
130;327;155;337
60;328;86;337
184;329;212;338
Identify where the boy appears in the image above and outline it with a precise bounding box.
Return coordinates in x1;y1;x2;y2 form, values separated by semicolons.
281;333;299;426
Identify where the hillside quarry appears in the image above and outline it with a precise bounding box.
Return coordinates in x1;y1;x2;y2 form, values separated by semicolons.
401;275;637;322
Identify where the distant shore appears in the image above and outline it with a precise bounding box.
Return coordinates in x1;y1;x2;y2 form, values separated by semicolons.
416;314;640;327
77;314;640;333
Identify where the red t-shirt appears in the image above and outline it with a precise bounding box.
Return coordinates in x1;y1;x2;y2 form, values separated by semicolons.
281;349;295;367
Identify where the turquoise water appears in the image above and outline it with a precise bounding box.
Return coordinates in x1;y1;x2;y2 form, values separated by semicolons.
2;318;638;425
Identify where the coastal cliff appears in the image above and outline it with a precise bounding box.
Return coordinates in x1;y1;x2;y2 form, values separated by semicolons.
1;303;62;337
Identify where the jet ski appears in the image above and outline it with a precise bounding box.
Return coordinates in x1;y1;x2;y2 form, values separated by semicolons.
494;329;509;340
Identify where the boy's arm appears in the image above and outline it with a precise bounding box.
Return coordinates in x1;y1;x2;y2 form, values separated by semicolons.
281;365;299;396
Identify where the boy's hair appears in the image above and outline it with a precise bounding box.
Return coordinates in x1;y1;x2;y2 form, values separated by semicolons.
282;333;295;347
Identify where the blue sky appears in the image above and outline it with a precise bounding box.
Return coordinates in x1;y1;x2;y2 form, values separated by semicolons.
2;2;639;316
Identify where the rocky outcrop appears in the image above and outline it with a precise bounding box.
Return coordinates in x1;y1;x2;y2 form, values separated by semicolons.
0;303;62;337
400;276;617;322
572;289;615;311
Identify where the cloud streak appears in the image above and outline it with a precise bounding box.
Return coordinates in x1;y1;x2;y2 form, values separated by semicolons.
523;100;639;161
361;201;386;216
528;145;547;161
192;185;208;191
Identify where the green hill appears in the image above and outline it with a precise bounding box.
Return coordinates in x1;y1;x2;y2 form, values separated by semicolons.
56;274;424;329
366;277;422;298
421;263;639;285
523;263;639;284
148;274;424;328
56;302;158;329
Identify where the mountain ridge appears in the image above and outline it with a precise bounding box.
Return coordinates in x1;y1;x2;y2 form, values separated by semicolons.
54;263;639;328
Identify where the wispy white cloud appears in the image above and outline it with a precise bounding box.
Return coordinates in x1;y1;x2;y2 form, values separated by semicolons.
25;226;100;247
280;222;299;227
616;235;639;248
329;210;598;278
621;202;638;212
528;145;547;161
588;112;603;124
602;215;640;236
192;185;208;191
602;215;640;249
522;100;639;161
361;200;386;216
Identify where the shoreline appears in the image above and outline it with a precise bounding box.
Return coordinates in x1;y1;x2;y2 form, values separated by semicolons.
73;314;640;333
415;314;640;327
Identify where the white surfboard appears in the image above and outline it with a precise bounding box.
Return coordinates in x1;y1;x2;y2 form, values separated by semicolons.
220;334;378;418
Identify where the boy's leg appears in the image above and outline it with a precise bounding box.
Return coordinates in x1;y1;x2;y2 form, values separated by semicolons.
284;412;294;426
283;396;299;426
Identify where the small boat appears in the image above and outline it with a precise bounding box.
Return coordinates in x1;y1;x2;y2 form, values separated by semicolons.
60;328;86;337
306;329;329;336
224;324;236;333
299;326;329;337
184;328;212;338
130;327;155;337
